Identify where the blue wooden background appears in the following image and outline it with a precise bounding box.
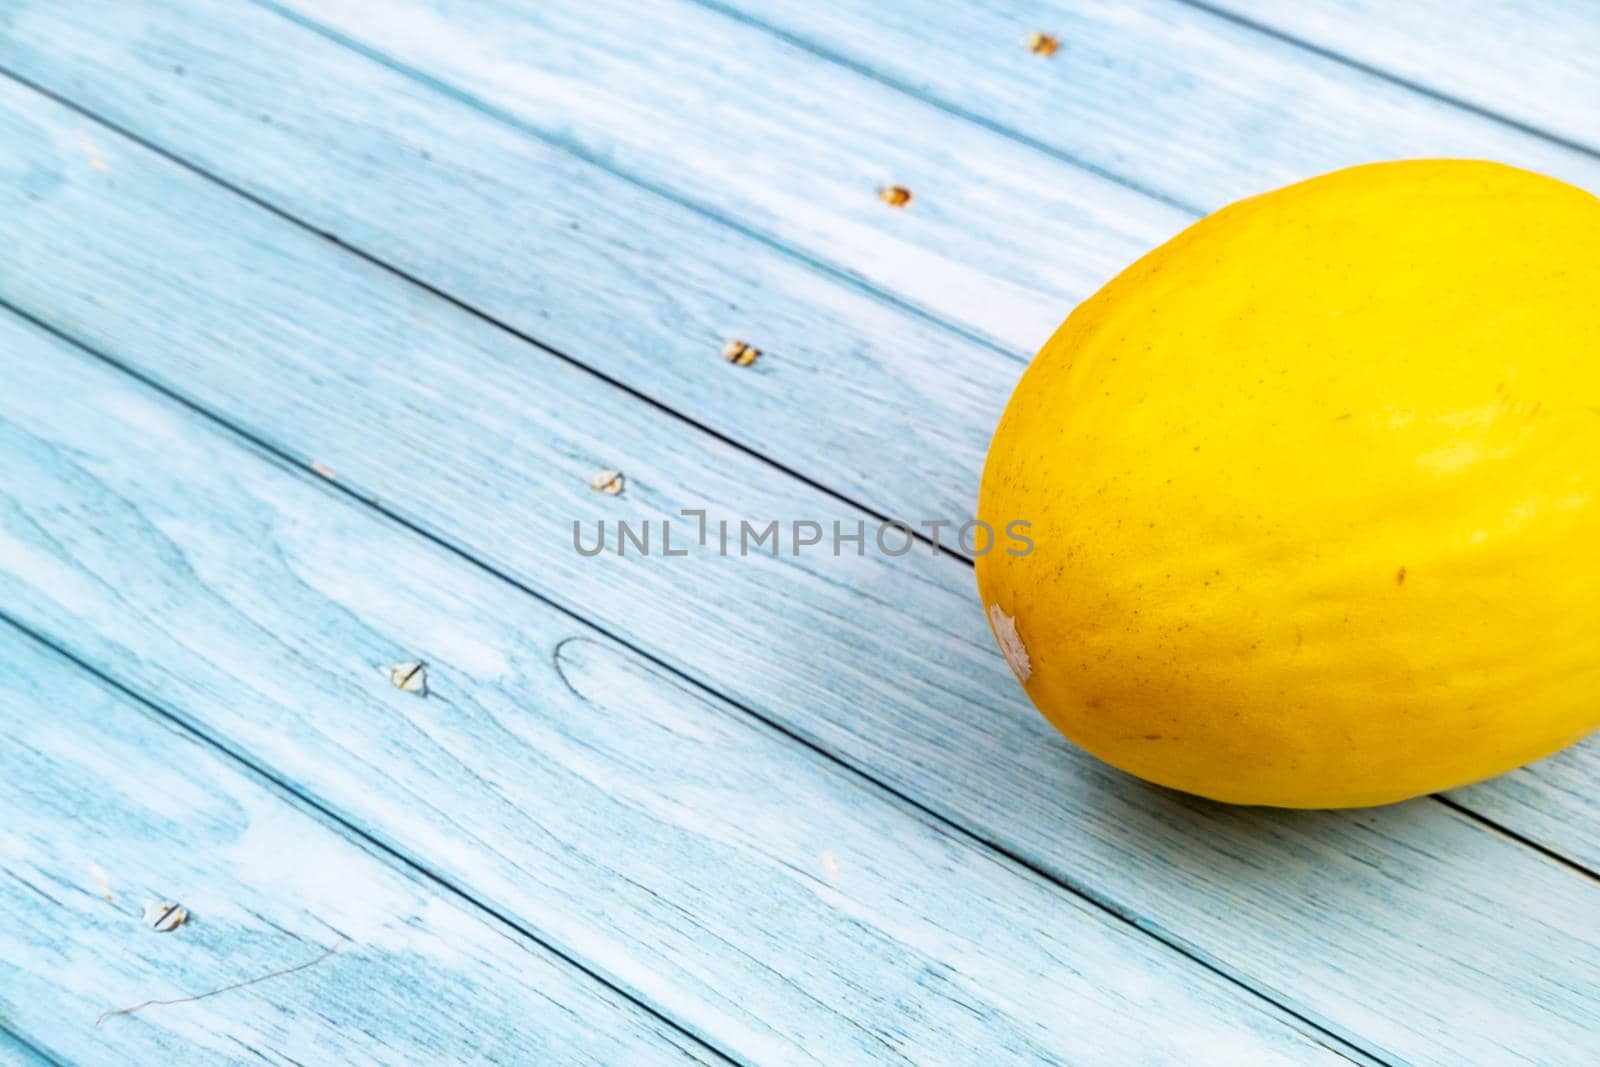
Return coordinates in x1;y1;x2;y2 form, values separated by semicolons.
0;1;1596;1063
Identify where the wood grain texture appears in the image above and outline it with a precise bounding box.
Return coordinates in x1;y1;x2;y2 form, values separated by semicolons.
0;1030;54;1067
0;628;722;1067
0;0;1046;530
1450;747;1600;873
0;315;1349;1067
258;0;1187;354
6;0;1595;867
688;0;1600;212
1204;0;1600;155
255;0;1600;871
0;69;1596;1065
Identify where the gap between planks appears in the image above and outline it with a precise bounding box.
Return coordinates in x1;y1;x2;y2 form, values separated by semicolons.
0;617;732;1067
0;610;737;1066
0;66;940;550
0;12;1593;1062
692;0;1600;182
218;0;1600;879
2;38;1591;901
1167;0;1600;160
0;291;1385;1067
247;0;1029;367
0;1027;62;1067
683;0;1207;215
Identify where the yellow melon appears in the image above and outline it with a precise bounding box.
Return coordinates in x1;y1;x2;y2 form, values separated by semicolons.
976;160;1600;808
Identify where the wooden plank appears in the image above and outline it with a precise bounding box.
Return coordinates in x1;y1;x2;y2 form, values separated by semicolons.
0;316;1350;1067
1201;0;1600;155
0;0;1053;530
5;0;1594;866
671;0;1600;212
251;0;1187;355
247;0;1600;868
0;628;722;1067
0;69;1596;1065
0;1030;54;1067
252;0;1600;351
1450;747;1600;873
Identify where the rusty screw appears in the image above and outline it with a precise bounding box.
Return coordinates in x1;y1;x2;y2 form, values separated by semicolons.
721;340;760;366
143;900;190;933
877;184;913;208
388;660;428;695
1027;32;1060;56
589;469;625;495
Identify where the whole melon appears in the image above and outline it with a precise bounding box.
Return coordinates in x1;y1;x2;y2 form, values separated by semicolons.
976;160;1600;808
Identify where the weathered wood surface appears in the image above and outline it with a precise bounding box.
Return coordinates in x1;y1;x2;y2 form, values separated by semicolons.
0;1030;54;1067
0;626;724;1066
1204;0;1600;154
3;0;1599;1062
0;53;1597;1066
262;0;1187;354
686;0;1600;213
1451;748;1600;874
0;313;1352;1065
254;0;1600;873
259;0;1600;350
4;0;1594;869
0;0;1033;528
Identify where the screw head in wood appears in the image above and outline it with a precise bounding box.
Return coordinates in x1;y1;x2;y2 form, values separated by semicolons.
143;900;190;933
588;469;625;495
877;184;912;208
388;660;428;695
720;339;760;366
1027;32;1060;56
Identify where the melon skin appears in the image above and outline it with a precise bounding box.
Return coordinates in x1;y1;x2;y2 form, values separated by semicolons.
976;159;1600;808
